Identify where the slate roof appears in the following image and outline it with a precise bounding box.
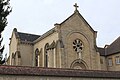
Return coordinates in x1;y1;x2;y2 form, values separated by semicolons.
17;32;40;42
98;36;120;56
97;47;105;56
106;36;120;55
12;28;40;43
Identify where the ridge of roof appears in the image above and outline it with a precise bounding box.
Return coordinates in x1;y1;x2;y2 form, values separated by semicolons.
15;6;97;44
34;11;92;43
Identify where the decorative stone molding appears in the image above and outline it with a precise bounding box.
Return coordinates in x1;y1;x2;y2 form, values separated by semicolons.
70;59;88;69
49;41;56;49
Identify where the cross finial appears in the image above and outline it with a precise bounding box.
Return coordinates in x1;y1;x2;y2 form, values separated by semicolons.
74;3;79;11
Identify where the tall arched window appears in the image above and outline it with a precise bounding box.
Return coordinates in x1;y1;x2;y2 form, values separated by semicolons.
11;53;15;65
35;48;39;66
44;43;49;67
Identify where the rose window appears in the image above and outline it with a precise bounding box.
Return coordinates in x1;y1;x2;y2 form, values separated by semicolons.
73;39;84;53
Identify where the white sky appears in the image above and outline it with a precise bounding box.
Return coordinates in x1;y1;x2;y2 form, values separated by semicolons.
2;0;120;55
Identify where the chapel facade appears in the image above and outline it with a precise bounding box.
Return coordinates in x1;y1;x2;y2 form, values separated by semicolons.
7;3;120;71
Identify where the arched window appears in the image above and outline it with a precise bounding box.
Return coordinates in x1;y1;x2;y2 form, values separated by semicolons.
35;48;39;66
44;43;49;67
11;53;15;65
39;48;43;67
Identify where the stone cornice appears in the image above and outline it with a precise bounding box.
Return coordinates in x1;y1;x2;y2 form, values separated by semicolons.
20;41;34;46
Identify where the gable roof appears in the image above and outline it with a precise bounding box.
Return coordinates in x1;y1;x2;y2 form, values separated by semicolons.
97;36;120;56
35;10;96;43
106;36;120;55
17;32;40;42
13;28;40;43
60;10;96;33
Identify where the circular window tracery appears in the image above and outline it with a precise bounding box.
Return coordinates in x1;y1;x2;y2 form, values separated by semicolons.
73;39;84;53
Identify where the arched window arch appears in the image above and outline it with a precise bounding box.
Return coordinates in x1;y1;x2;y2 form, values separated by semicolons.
70;59;88;69
35;48;39;66
44;43;49;67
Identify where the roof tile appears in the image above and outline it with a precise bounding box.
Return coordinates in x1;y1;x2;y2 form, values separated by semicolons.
17;32;40;42
106;36;120;55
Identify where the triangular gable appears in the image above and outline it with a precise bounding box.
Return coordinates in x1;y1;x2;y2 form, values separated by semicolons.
9;28;19;45
10;28;40;45
60;10;96;33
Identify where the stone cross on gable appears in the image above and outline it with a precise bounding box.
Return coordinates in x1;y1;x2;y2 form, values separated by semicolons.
74;3;79;11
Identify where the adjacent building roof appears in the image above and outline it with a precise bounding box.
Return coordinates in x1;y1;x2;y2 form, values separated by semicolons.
98;36;120;56
97;47;105;56
106;36;120;55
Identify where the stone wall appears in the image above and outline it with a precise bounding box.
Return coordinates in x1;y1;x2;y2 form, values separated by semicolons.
19;43;33;66
60;11;100;70
107;53;120;71
34;31;59;67
0;65;120;80
9;31;18;65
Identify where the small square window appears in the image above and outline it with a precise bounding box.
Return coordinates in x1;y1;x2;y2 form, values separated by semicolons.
108;58;112;66
115;56;120;64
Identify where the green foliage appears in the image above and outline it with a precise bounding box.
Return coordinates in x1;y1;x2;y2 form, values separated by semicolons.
0;0;12;64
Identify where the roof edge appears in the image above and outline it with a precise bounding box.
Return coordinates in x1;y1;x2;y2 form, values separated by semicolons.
34;28;56;43
60;10;96;33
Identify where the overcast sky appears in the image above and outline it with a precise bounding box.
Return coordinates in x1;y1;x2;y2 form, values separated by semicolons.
2;0;120;55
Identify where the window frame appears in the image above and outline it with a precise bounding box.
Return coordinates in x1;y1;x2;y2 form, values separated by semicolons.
115;56;120;65
108;58;113;67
